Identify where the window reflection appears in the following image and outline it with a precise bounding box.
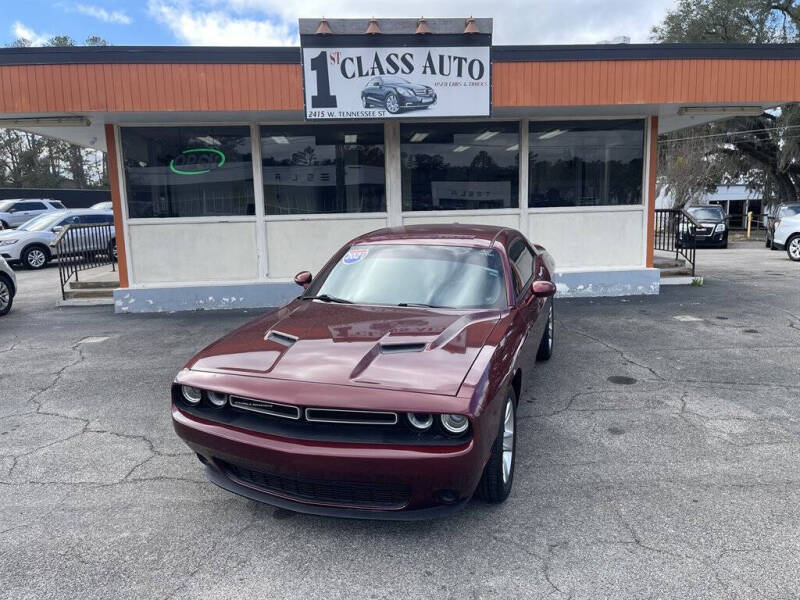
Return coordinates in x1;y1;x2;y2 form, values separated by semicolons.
121;127;254;218
400;122;519;211
260;125;385;215
529;120;644;208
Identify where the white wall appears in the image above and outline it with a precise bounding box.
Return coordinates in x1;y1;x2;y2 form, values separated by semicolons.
128;221;259;284
529;208;644;270
265;217;388;278
402;213;520;228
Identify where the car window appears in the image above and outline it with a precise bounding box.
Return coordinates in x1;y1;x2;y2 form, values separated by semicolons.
507;237;535;297
688;207;724;220
82;214;113;224
16;201;47;211
60;216;81;226
308;244;507;310
780;205;800;217
50;201;66;209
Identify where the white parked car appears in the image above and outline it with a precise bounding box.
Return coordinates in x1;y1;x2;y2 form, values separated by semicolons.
773;213;800;261
0;256;16;316
0;199;66;229
0;210;115;270
90;201;113;210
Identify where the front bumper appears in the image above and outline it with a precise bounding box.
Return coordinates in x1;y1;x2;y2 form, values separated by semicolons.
676;231;728;248
172;403;486;519
399;94;437;107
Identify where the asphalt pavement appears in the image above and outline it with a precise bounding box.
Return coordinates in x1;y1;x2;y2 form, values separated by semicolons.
1;242;799;599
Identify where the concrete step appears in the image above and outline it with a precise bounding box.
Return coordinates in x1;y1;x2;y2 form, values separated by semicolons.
659;265;694;277
69;279;119;290
64;288;115;300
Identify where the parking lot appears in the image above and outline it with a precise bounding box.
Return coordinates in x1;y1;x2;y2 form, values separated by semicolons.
1;242;799;600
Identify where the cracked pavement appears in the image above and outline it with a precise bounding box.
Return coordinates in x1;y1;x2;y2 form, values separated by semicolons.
1;242;799;599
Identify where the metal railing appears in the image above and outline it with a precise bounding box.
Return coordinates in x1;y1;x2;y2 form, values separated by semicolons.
654;209;697;276
50;224;116;300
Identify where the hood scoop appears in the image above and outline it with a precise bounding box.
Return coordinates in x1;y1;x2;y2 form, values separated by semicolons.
265;330;298;348
379;342;426;354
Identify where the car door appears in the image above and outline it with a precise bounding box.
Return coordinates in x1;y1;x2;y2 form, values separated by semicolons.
366;78;381;104
9;201;46;227
507;236;542;392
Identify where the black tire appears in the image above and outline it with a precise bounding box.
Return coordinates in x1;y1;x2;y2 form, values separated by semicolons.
787;234;800;262
0;275;13;316
21;244;49;270
536;299;554;361
477;387;517;504
721;243;728;249
0;220;8;230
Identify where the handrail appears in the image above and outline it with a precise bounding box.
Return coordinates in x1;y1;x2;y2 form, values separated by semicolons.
49;223;116;300
654;208;696;276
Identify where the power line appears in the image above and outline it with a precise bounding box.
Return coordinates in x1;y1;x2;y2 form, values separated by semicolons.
659;124;800;144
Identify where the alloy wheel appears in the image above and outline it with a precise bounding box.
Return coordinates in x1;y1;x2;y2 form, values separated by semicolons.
0;280;9;311
502;397;515;484
547;303;554;352
28;249;46;268
790;238;800;260
386;95;399;113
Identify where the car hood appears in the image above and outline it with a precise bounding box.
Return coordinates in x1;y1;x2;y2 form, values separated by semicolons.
187;300;502;396
0;229;47;241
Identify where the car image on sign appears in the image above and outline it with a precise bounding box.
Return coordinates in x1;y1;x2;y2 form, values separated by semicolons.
361;76;437;114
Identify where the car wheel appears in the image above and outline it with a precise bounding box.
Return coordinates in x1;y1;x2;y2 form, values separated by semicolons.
477;387;516;504
787;235;800;261
385;93;400;114
22;245;49;270
0;276;12;316
536;300;554;361
0;220;8;230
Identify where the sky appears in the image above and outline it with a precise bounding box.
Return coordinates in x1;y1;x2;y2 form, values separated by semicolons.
4;1;677;47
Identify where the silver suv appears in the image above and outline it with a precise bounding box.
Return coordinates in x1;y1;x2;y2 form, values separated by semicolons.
0;199;66;229
0;256;16;316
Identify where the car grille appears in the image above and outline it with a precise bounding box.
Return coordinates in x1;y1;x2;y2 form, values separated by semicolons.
218;460;411;508
305;408;398;425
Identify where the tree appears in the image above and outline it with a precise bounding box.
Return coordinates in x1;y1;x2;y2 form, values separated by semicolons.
652;0;800;208
0;35;110;190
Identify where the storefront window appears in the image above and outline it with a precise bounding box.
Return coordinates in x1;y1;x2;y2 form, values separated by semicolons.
400;122;519;211
260;125;385;215
121;127;254;218
529;119;644;208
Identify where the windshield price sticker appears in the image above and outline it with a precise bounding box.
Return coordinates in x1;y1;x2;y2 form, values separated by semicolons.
342;248;369;264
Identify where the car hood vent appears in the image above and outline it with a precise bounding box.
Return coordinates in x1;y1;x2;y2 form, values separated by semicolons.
266;330;298;347
379;342;426;354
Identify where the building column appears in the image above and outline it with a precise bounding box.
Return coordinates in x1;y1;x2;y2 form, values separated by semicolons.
384;121;402;227
519;119;529;237
250;124;269;279
104;124;130;288
645;116;658;268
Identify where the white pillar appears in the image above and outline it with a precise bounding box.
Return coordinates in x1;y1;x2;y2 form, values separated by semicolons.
250;124;268;279
384;121;402;227
519;119;530;237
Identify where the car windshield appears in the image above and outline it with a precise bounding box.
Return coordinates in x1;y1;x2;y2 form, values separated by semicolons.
18;212;66;231
382;76;410;85
779;205;800;217
688;207;724;220
0;200;17;212
308;244;507;309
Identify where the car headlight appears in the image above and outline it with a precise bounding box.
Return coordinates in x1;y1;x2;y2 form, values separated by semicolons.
715;223;726;233
181;385;203;405
440;414;469;434
397;88;414;96
407;413;433;431
0;239;19;246
207;390;228;408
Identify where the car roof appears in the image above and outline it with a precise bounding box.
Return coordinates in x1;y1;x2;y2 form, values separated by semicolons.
351;224;519;248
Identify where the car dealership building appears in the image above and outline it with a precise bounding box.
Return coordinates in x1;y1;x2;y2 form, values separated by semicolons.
2;17;800;312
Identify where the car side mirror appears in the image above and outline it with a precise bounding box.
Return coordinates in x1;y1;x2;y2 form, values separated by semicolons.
532;280;556;298
294;270;313;288
51;226;64;234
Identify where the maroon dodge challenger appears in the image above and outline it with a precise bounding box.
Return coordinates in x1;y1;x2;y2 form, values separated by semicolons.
172;224;556;519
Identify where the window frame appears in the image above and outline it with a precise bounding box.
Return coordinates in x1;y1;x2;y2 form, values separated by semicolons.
507;235;537;301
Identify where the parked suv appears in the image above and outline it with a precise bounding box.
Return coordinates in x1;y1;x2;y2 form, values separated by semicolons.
0;209;115;269
0;256;16;316
0;199;66;229
685;205;729;248
773;213;800;261
765;203;800;249
361;76;437;114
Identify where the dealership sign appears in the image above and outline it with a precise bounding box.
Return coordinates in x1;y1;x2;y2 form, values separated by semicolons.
301;45;491;120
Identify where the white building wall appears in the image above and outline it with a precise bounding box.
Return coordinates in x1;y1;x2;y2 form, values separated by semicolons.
127;221;259;284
